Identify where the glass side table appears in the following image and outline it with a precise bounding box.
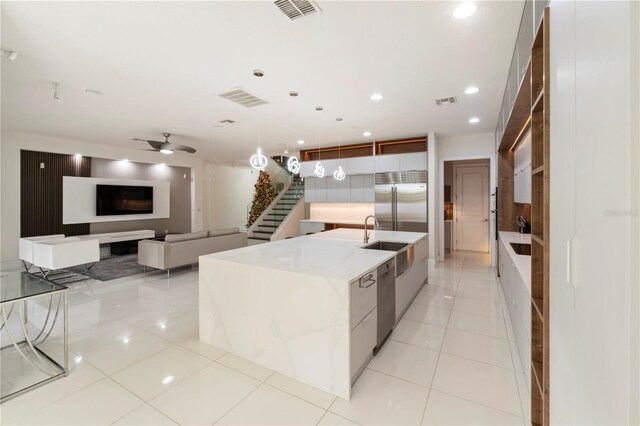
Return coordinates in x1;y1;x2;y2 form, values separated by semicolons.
0;272;68;403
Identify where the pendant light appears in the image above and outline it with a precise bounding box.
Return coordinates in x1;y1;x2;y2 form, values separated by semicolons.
333;117;345;181
249;69;268;171
287;156;300;174
286;92;301;174
250;147;267;170
313;131;325;178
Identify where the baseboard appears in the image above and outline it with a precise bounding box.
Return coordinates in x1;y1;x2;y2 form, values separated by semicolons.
1;259;22;271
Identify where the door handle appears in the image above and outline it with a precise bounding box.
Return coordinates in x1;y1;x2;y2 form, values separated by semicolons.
482;218;488;222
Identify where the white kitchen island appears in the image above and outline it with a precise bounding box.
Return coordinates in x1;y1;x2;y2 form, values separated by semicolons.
199;228;428;400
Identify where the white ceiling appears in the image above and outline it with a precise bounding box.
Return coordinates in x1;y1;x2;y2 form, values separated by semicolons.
1;1;523;162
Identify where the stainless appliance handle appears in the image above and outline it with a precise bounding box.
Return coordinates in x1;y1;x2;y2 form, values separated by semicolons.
392;187;398;231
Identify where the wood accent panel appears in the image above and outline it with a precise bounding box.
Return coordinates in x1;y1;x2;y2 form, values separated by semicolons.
300;136;427;161
530;8;550;426
497;149;517;232
20;150;91;237
514;203;531;225
301;143;373;161
375;137;427;155
499;64;532;152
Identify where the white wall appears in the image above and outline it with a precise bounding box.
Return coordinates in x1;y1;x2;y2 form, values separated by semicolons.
0;131;205;262
427;132;438;267
549;1;638;424
63;176;170;224
203;162;258;231
433;132;496;264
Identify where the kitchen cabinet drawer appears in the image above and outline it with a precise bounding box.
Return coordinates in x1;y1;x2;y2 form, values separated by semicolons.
350;307;377;384
350;269;377;330
413;236;428;262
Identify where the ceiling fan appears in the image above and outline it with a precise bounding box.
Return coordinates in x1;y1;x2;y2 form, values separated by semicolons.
133;132;196;154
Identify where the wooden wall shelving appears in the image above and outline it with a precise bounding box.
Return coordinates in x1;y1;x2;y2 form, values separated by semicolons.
529;8;550;426
300;136;427;161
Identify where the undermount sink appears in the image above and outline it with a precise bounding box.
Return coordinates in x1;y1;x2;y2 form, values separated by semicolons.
361;241;410;252
361;241;414;277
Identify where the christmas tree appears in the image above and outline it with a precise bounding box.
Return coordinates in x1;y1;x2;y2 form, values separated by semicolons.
247;170;276;227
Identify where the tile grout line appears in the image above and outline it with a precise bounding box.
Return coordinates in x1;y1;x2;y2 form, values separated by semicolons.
418;252;465;425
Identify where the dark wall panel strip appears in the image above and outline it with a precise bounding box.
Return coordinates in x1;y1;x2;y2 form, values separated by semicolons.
20;150;91;238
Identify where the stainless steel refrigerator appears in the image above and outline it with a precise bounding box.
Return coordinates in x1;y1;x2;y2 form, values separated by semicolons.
375;171;428;233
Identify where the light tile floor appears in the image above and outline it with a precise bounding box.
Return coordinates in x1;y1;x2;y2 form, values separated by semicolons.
1;251;530;425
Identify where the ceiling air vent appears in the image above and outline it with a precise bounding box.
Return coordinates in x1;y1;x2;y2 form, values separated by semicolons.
435;97;457;106
274;0;321;21
218;88;268;108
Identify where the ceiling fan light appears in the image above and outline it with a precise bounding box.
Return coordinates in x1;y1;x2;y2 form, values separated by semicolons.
160;149;174;154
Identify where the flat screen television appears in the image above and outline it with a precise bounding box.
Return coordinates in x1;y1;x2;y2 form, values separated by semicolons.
96;185;153;216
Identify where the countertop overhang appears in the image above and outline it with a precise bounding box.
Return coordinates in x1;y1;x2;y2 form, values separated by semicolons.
498;231;532;294
200;229;428;282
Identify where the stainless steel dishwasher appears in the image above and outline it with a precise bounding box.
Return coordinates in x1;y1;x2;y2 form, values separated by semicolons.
376;257;396;347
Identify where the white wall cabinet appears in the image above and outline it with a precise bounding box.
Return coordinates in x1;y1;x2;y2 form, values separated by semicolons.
363;174;375;202
301;153;425;178
304;178;315;202
346;157;374;175
304;175;374;204
350;175;364;202
375;155;400;173
399;152;427;172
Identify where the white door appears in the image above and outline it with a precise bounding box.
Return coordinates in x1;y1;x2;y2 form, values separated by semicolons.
455;166;489;252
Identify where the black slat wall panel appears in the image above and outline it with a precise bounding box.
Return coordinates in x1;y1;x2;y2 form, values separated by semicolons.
20;150;91;237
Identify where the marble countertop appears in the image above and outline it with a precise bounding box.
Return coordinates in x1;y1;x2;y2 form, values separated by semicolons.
201;229;428;282
498;231;531;294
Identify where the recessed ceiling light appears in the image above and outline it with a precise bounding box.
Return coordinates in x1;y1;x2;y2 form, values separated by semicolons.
336;117;343;121
253;69;264;77
370;93;383;101
297;140;305;145
453;2;477;19
468;117;480;124
160;149;174;154
74;153;82;158
289;91;298;97
315;106;323;111
162;376;175;385
464;86;479;94
363;131;372;137
85;89;103;95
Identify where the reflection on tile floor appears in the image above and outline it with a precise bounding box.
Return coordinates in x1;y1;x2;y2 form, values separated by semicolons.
1;252;530;425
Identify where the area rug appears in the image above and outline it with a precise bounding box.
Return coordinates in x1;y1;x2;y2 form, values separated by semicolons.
68;254;145;281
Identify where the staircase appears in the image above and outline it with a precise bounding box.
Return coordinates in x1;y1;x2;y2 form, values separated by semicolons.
248;177;304;242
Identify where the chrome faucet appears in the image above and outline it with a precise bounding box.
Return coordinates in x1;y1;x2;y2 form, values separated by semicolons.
364;215;379;244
